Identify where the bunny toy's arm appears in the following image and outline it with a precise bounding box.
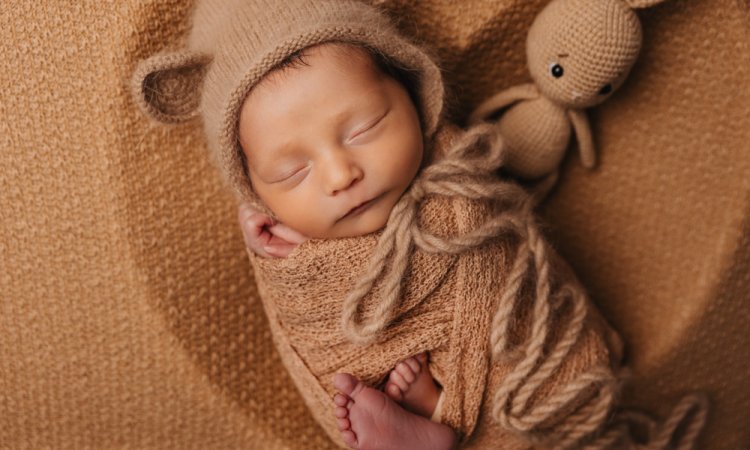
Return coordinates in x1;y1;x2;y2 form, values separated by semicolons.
567;109;596;169
467;83;539;124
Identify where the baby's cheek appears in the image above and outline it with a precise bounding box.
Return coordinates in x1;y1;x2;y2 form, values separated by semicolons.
275;195;333;239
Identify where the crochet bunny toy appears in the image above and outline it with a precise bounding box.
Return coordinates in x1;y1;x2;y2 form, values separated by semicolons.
468;0;668;196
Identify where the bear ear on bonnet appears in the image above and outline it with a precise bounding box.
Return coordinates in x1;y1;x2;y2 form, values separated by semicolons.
622;0;668;9
131;51;212;124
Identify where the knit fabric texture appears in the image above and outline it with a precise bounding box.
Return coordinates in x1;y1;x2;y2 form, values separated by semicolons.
2;0;749;449
525;0;642;110
250;125;621;448
131;0;444;203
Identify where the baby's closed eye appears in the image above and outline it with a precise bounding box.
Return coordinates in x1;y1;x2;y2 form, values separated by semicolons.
272;164;310;185
347;108;390;144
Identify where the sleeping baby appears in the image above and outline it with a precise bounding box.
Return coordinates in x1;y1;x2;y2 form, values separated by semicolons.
132;1;623;449
239;41;461;449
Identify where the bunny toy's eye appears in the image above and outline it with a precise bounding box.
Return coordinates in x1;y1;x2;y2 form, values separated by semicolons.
550;63;564;78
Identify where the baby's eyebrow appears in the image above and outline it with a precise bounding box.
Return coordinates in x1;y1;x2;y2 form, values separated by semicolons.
255;136;302;163
558;53;569;58
251;155;297;183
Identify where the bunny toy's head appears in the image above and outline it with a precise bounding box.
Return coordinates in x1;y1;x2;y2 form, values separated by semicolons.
527;0;667;109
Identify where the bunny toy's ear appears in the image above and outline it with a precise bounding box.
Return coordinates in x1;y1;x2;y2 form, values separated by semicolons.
131;51;212;123
622;0;669;8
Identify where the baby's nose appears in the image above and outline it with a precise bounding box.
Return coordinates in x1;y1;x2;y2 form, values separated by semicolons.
324;152;363;195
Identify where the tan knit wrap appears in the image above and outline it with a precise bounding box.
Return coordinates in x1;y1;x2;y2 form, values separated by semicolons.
131;0;444;201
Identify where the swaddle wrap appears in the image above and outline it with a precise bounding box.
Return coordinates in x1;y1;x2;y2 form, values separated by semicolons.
250;124;623;449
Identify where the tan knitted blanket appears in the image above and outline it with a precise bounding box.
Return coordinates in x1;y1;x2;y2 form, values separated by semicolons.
250;125;621;449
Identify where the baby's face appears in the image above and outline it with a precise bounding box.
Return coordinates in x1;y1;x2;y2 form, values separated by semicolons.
238;44;424;239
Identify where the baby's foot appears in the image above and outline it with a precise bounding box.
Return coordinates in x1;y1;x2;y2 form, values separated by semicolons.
384;353;441;418
332;373;456;450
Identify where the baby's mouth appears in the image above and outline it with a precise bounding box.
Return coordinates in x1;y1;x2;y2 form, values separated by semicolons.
339;194;383;222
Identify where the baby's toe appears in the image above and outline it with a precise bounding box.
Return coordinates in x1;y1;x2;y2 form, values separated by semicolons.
334;393;349;407
337;417;351;431
341;429;358;448
385;381;403;401
334;405;348;418
396;361;416;384
403;356;421;376
389;369;409;391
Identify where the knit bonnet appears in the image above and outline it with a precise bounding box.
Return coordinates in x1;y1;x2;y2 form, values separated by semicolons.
132;0;444;201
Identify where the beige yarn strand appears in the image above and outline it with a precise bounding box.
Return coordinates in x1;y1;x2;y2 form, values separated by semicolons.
510;287;589;417
582;393;709;450
340;198;417;342
341;124;520;345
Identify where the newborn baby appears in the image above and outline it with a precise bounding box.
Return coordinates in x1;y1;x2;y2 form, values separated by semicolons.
238;42;457;449
132;1;623;448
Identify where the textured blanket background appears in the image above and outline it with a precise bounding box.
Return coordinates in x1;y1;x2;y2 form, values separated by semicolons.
1;0;748;448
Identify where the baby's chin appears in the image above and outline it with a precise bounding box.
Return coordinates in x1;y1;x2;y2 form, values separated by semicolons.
311;217;388;239
302;207;391;239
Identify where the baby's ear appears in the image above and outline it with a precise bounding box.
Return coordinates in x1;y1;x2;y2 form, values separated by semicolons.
131;51;212;123
622;0;669;9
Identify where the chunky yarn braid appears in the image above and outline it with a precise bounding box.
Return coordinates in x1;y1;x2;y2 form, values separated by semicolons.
583;393;709;450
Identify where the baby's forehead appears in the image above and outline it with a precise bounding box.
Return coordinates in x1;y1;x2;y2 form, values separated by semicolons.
241;42;419;132
238;44;398;154
240;44;397;126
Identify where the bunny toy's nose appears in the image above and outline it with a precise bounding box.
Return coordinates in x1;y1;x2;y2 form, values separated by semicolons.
598;84;613;95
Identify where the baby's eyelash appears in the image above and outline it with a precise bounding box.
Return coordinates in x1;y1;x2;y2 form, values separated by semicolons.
274;165;308;184
352;118;380;138
349;110;389;141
